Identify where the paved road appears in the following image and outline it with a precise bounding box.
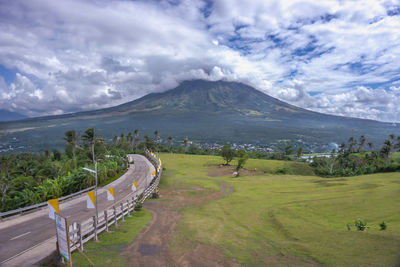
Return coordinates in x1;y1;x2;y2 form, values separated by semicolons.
0;154;155;266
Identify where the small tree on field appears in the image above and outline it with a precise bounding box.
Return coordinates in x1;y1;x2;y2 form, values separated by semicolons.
235;149;248;176
285;145;292;156
296;147;303;158
221;144;235;165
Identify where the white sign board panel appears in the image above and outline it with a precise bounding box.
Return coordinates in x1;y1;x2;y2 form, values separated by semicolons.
55;213;70;262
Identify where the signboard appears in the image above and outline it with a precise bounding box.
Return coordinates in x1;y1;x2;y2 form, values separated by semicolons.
55;213;71;264
107;187;115;201
87;191;95;209
131;180;137;191
48;198;60;220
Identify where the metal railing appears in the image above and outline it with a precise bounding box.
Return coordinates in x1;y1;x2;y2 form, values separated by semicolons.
0;186;96;219
67;150;162;252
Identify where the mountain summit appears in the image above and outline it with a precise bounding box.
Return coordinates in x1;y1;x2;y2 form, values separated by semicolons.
0;80;398;152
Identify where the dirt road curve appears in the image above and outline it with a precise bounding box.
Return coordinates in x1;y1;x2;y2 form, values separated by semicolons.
123;182;239;267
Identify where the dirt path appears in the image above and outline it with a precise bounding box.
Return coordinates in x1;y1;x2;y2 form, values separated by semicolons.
122;182;238;267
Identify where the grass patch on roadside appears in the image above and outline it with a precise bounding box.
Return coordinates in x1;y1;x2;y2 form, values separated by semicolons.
162;153;400;266
67;210;151;267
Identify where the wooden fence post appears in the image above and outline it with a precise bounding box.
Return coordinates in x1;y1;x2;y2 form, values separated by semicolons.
121;203;125;221
104;210;109;232
113;206;118;227
77;223;84;251
127;200;132;217
93;216;98;241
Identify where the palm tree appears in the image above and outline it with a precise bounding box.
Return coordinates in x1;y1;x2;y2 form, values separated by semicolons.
182;137;190;150
348;137;356;153
82;128;103;165
113;135;118;146
381;139;392;167
127;132;134;150
119;133;125;145
339;142;346;153
367;142;374;151
359;135;366;152
64;130;80;168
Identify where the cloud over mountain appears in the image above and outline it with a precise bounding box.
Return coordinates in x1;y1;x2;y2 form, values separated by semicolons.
0;0;399;121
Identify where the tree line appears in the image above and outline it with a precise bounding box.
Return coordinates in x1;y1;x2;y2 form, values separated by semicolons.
311;134;400;177
0;128;129;212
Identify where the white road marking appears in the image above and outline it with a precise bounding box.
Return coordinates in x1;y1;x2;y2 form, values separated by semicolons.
9;231;31;241
1;237;55;264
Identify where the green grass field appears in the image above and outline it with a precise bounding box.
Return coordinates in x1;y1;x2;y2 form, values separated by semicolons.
162;153;400;266
68;210;151;266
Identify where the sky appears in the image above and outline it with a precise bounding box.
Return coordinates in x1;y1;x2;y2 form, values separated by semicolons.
0;0;400;122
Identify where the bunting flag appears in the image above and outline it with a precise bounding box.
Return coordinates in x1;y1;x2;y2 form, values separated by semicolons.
132;180;138;191
152;170;156;177
48;198;60;220
87;191;96;209
107;188;115;201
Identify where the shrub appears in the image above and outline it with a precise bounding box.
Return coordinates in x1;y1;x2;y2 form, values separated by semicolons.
379;221;387;230
355;219;367;231
135;202;143;211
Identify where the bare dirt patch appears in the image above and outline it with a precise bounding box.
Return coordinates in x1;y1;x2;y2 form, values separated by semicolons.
208;165;263;177
122;183;238;266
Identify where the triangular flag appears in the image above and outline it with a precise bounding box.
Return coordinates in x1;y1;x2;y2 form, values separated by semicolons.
48;198;59;220
107;188;115;201
132;180;137;191
87;191;95;209
152;170;156;177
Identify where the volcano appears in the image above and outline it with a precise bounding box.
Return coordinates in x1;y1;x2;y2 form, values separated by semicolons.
0;80;397;152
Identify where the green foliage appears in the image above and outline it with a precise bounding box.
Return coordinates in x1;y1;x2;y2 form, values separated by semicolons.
311;134;400;177
70;210;151;266
134;202;142;211
236;149;248;172
0;128;128;212
379;221;387;231
355;219;367;231
220;144;235;165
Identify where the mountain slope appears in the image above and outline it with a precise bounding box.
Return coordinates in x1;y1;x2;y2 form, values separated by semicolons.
0;80;398;153
0;109;27;122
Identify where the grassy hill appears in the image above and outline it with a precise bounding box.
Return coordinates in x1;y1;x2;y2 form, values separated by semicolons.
70;153;400;266
1;80;399;153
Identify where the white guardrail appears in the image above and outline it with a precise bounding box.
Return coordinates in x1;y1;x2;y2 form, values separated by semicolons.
0;186;96;219
67;150;162;253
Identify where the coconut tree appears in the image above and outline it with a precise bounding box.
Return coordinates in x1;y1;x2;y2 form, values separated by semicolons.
380;139;392;167
359;135;366;152
64;130;80;168
339;142;346;153
126;132;134;151
182;137;190;150
348;137;357;153
113;135;118;146
81;128;103;165
367;142;374;151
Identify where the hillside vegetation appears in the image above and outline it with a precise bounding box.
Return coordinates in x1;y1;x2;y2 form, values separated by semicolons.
1;80;399;153
161;153;400;266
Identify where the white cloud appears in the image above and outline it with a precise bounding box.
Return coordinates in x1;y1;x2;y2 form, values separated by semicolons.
0;0;399;121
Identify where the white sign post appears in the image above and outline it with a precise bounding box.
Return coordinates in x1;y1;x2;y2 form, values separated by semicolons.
55;213;72;267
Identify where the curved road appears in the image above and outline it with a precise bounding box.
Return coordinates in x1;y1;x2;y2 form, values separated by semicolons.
0;154;155;266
